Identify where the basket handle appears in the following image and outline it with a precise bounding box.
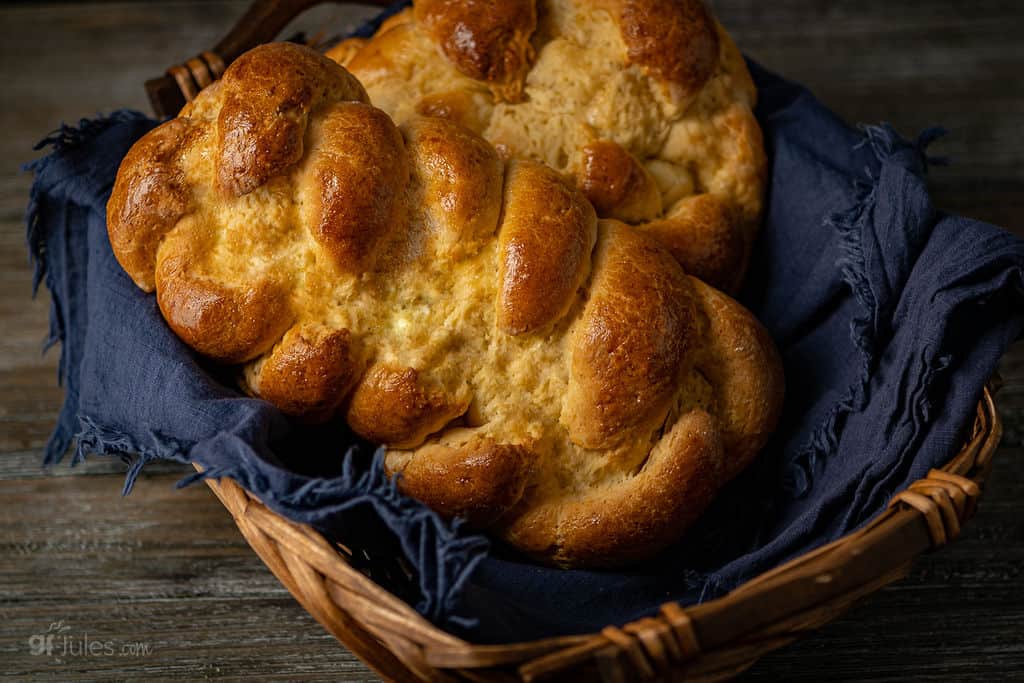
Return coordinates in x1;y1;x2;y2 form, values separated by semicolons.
144;0;394;118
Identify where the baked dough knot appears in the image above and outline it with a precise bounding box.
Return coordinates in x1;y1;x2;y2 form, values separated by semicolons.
329;0;767;294
107;42;783;568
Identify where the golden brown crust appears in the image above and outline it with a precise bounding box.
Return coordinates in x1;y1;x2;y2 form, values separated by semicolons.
414;90;488;134
496;161;597;335
501;410;724;567
711;102;768;229
690;277;785;479
602;0;720;104
155;231;292;365
500;276;784;567
346;364;469;449
640;193;745;292
296;102;408;273
403;116;503;259
215;42;368;197
106;118;194;292
109;43;783;569
414;0;536;101
386;433;535;526
247;325;361;421
576;140;661;223
325;37;366;67
563;220;697;449
378;7;416;34
336;0;763;291
344;21;416;81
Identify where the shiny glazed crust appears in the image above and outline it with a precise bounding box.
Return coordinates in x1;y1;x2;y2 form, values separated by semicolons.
328;0;766;293
108;43;783;568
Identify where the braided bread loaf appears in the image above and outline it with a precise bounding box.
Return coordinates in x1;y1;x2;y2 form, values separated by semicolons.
328;0;766;293
107;43;783;568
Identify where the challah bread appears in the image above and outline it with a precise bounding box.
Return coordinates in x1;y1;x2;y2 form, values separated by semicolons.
107;43;784;568
327;0;766;293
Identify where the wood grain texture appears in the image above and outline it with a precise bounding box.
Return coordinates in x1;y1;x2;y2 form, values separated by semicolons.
0;1;1020;680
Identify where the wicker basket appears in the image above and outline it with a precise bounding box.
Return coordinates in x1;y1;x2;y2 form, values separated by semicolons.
151;2;1007;679
195;388;1000;681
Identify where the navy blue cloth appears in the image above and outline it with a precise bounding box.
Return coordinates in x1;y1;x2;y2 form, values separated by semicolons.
26;60;1024;643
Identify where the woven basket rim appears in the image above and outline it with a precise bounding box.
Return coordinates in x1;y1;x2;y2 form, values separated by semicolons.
196;386;1001;681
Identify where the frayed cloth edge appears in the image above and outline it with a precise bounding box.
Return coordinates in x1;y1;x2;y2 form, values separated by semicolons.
783;123;945;497
63;410;489;629
30;112;158;472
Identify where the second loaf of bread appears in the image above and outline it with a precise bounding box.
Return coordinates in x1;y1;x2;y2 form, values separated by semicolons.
106;43;784;568
330;0;767;294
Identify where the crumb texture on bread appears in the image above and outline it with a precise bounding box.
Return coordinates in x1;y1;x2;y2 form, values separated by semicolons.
329;0;766;293
107;43;783;568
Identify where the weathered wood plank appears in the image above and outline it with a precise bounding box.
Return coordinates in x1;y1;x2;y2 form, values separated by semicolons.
0;473;373;681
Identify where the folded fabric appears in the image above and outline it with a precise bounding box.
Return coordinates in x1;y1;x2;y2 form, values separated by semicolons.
26;52;1024;642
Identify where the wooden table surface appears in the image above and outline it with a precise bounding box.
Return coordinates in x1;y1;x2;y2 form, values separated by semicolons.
1;1;1021;680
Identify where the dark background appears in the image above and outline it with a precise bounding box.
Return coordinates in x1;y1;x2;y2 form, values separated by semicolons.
0;1;1021;680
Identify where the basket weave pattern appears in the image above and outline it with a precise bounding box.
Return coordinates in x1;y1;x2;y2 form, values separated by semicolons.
197;388;1001;681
